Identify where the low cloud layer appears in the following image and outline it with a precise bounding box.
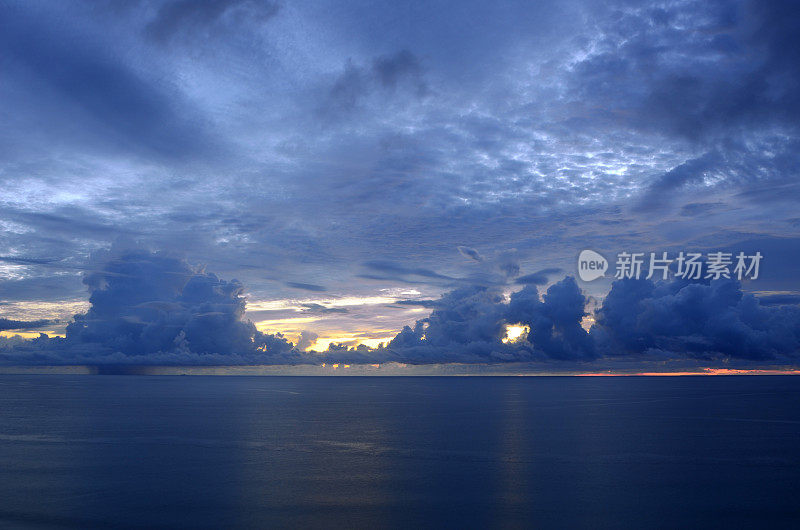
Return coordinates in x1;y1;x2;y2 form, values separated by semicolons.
0;250;800;365
387;278;594;363
1;253;799;368
0;318;52;332
592;277;800;361
1;251;298;365
382;275;800;365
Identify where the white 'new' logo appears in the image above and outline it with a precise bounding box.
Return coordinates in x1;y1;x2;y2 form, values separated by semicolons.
578;250;607;281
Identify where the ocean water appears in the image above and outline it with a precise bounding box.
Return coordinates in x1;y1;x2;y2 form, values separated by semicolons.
0;375;798;529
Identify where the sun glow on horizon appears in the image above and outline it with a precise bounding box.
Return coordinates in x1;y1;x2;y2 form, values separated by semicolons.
577;368;800;376
305;333;397;351
502;323;530;344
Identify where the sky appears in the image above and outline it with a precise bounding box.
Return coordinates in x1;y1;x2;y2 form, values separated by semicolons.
1;0;799;369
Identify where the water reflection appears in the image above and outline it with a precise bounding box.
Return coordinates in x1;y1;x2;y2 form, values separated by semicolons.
1;375;799;528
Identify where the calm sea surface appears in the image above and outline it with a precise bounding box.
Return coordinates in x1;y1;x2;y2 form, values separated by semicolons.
0;375;798;529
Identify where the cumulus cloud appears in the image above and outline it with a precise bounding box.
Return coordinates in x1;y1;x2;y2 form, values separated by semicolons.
3;254;800;368
591;277;800;361
382;274;800;365
1;250;298;364
386;277;595;362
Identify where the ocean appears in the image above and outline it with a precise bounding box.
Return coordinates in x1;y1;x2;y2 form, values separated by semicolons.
0;375;798;528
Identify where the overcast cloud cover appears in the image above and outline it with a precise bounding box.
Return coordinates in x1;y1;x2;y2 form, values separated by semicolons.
1;0;798;368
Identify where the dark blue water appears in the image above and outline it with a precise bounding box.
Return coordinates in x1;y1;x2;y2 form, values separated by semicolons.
0;375;798;529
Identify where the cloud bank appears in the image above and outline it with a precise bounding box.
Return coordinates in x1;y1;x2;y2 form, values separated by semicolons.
387;278;594;363
592;277;800;361
4;251;796;367
0;318;53;332
1;251;299;365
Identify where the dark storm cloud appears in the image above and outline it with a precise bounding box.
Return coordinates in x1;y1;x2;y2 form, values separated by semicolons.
386;277;595;363
4;260;800;366
0;250;302;364
67;251;283;354
383;274;800;364
591;277;800;361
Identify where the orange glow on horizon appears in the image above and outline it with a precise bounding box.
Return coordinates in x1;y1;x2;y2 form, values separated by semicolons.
305;333;396;352
577;368;800;376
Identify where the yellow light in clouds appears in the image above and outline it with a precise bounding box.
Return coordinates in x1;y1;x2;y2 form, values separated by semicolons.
254;317;319;332
248;295;400;313
306;333;396;351
502;323;529;344
0;330;65;339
